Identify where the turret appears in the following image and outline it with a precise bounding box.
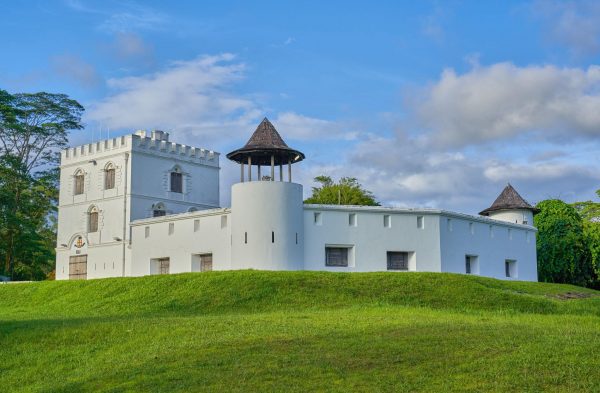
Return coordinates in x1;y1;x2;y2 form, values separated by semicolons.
479;184;539;225
227;118;305;270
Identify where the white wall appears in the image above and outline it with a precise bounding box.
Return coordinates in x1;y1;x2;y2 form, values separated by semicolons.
231;181;304;270
130;209;231;276
439;214;538;281
303;206;442;272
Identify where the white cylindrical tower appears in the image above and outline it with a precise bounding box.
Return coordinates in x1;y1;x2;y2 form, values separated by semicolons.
226;117;306;270
231;181;304;270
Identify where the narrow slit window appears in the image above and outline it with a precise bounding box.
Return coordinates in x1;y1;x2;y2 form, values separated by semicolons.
194;219;200;232
383;215;391;228
168;223;174;235
244;232;248;244
314;212;322;225
272;231;275;243
417;216;424;229
349;213;357;227
145;226;150;238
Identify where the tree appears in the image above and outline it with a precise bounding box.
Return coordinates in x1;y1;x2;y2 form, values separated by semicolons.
0;89;83;280
572;189;600;288
304;176;380;206
535;199;593;287
0;90;84;173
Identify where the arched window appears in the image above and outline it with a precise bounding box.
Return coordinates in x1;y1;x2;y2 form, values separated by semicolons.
88;206;99;233
170;166;183;193
74;169;85;195
104;163;115;190
153;203;166;217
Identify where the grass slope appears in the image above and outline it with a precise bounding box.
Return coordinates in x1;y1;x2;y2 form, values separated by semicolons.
1;271;599;392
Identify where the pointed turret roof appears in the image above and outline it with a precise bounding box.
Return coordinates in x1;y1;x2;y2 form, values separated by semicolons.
479;184;539;216
244;118;289;149
226;118;305;166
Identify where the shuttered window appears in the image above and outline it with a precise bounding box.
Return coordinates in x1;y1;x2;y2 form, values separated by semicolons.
89;211;98;233
170;172;183;193
387;252;408;271
105;168;115;189
74;173;84;195
326;247;348;267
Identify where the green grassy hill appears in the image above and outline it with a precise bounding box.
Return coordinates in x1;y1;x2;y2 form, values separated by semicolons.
1;271;599;392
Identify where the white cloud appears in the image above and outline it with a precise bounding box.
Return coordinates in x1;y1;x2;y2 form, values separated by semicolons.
412;62;600;147
86;54;259;144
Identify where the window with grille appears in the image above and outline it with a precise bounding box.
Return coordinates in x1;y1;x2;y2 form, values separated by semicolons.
325;247;349;267
74;172;84;195
89;210;98;232
170;172;183;193
105;167;115;189
158;258;170;274
387;252;408;271
153;209;166;217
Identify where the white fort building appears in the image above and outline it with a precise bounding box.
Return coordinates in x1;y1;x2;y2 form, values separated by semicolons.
56;119;539;281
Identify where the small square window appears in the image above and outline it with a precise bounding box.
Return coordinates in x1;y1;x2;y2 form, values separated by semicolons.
383;215;391;228
314;212;322;225
417;216;424;229
349;213;357;227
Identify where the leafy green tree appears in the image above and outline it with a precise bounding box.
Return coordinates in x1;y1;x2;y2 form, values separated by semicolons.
535;199;592;287
0;89;83;280
304;176;380;206
572;189;600;288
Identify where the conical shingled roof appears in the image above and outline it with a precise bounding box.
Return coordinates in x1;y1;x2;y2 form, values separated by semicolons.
244;118;289;149
479;184;539;216
226;118;305;166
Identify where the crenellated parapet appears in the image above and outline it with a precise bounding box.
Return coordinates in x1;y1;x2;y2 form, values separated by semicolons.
60;130;220;167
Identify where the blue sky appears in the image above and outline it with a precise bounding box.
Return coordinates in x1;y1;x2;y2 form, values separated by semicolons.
1;0;599;212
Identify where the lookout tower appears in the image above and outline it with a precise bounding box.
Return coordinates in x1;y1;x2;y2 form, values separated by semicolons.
479;184;539;225
227;118;305;270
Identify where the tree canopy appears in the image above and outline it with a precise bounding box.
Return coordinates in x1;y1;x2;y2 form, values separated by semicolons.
535;199;594;287
0;89;83;280
304;176;380;206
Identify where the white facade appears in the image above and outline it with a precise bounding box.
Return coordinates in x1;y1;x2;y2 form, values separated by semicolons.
56;131;538;282
55;131;219;280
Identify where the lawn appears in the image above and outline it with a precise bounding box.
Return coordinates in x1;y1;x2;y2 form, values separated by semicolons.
1;271;599;392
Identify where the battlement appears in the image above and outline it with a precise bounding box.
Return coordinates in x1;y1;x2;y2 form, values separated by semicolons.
60;131;220;167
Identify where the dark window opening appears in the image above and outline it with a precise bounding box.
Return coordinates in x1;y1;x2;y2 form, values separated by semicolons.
153;209;166;217
271;231;275;243
170;172;183;193
326;247;349;267
387;252;408;271
245;232;248;244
